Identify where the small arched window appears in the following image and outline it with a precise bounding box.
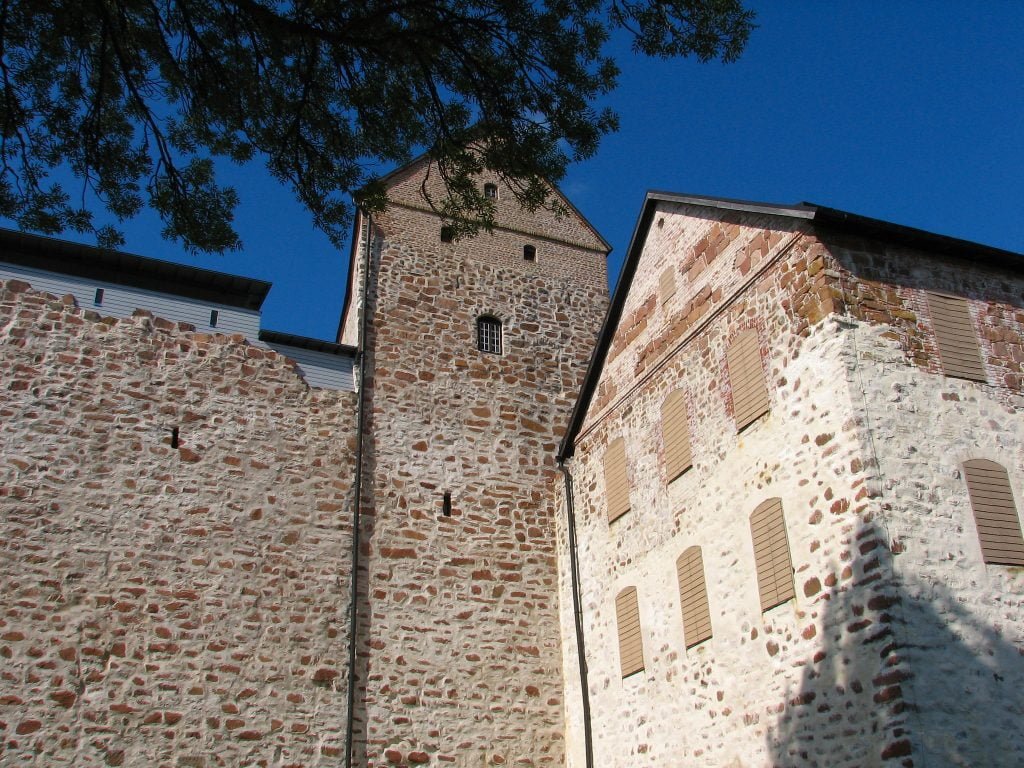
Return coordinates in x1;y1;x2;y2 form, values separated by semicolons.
523;244;537;262
963;459;1024;565
484;183;498;199
750;498;795;612
604;437;630;523
677;546;712;649
476;315;502;354
615;586;644;678
727;329;769;432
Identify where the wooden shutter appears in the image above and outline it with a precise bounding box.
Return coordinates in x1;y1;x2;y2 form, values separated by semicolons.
662;389;692;482
750;498;795;612
727;330;770;431
964;459;1024;566
604;437;630;523
615;587;644;678
677;546;712;649
659;266;677;303
927;293;986;382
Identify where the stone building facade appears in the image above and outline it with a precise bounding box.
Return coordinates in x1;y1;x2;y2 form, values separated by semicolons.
338;158;609;767
555;193;1024;767
2;172;1024;768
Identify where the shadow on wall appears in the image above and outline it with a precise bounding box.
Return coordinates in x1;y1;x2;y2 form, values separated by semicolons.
767;521;1024;767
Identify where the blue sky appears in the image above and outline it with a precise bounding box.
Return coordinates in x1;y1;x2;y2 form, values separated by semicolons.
25;3;1024;340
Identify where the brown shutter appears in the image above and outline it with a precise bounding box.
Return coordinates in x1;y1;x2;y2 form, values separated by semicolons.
727;330;770;431
662;389;692;482
659;266;677;303
927;293;986;382
615;587;644;678
676;546;712;649
963;459;1024;566
750;498;795;612
604;437;630;523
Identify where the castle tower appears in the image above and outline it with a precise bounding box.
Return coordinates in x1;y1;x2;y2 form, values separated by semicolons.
340;157;609;766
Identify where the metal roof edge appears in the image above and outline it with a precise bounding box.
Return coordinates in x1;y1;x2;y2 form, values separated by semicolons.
0;228;271;310
259;329;357;356
809;205;1024;268
558;192;656;461
646;190;817;220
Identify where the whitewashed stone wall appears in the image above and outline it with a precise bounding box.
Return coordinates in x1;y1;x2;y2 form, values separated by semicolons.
827;240;1024;767
556;204;1024;767
842;320;1024;767
557;236;901;765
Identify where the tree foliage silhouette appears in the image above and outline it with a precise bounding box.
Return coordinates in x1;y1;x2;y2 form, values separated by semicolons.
0;0;753;251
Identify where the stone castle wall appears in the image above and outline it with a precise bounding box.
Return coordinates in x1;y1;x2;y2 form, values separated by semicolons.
825;240;1024;766
3;181;1023;768
557;207;905;767
350;167;608;767
0;278;359;767
557;207;1024;767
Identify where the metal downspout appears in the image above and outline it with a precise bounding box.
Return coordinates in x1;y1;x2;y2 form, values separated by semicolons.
344;211;373;768
558;460;594;768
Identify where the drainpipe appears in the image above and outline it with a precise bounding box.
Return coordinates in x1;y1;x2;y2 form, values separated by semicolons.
558;460;594;768
345;211;373;768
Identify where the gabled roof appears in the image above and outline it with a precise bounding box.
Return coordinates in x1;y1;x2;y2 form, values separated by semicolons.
0;227;271;310
373;150;612;252
335;151;612;342
557;191;1024;461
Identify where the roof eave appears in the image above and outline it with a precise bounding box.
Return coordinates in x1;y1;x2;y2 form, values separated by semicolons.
558;192;659;461
810;205;1024;270
0;228;271;310
260;329;357;356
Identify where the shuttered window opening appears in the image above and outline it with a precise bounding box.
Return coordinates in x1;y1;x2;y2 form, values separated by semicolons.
660;266;677;303
661;389;693;482
727;329;770;431
963;459;1024;566
604;437;630;523
677;546;712;649
750;498;796;613
926;293;986;382
615;587;645;678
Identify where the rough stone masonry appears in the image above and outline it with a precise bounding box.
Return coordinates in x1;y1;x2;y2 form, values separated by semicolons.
0;278;358;766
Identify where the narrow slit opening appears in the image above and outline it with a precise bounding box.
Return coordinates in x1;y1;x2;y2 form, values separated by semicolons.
442;492;452;517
